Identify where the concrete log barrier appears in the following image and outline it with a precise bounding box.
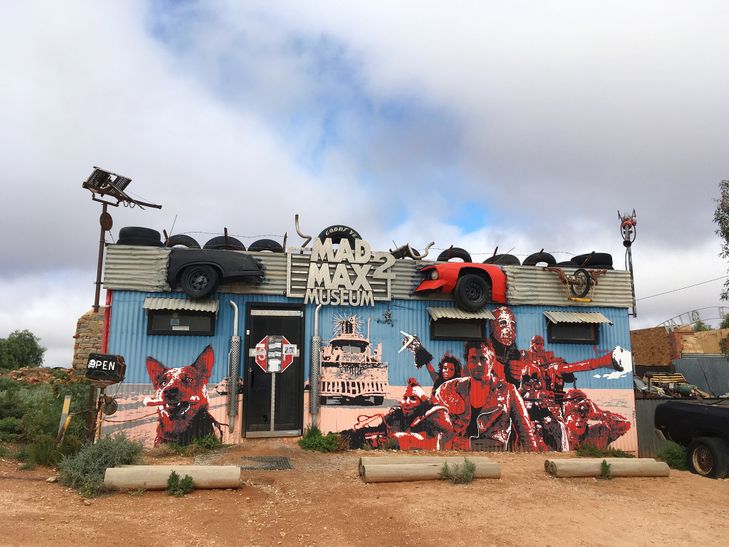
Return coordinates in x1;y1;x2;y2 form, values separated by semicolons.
104;465;241;490
361;461;501;483
544;458;670;478
358;456;494;477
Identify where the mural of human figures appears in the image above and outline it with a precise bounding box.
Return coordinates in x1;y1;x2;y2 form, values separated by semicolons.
342;378;454;450
144;345;223;445
345;305;632;452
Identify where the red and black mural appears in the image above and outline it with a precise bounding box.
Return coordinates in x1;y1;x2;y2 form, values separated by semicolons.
143;345;223;445
343;306;632;452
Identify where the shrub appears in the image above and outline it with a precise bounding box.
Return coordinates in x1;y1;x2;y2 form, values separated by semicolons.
193;434;222;450
167;471;195;497
656;441;689;470
58;434;143;497
597;460;612;480
298;426;346;452
440;459;477;484
576;442;634;459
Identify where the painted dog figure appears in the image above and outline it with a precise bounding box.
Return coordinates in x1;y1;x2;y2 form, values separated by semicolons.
145;345;220;445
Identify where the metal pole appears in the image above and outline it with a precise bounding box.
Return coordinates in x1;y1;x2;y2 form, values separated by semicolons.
93;203;107;312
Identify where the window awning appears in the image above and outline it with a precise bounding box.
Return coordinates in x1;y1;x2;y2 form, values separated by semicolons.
143;297;219;313
428;307;494;321
543;311;613;325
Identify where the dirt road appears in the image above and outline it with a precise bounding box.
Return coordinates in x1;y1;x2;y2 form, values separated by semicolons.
1;440;727;546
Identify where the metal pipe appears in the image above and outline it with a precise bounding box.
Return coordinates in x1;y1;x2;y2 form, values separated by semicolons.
310;304;323;421
227;301;241;433
93;203;107;312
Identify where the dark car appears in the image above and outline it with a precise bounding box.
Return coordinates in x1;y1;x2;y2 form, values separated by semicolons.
655;399;729;478
167;248;264;298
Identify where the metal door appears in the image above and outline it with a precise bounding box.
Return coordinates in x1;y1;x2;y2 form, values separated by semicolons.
244;305;304;437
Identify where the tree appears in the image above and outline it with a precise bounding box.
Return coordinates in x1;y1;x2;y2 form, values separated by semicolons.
721;315;729;330
0;330;45;371
693;320;711;332
713;180;729;300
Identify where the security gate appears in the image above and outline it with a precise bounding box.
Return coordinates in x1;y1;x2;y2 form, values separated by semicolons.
244;305;304;437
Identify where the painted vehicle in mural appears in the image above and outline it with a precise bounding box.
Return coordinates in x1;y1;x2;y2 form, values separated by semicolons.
143;345;224;445
167;248;264;299
319;315;388;405
414;262;507;312
655;400;729;478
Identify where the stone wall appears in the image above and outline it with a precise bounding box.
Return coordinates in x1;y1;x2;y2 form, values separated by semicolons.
72;308;106;372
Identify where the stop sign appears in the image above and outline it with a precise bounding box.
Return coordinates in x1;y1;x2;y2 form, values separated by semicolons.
254;335;297;373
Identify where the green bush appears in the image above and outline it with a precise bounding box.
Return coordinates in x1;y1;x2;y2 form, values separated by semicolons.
298;426;346;452
576;442;634;459
597;460;612;480
656;442;689;470
166;471;195;497
58;434;143;497
440;459;477;484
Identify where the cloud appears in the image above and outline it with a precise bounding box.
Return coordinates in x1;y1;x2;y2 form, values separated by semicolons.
1;1;728;364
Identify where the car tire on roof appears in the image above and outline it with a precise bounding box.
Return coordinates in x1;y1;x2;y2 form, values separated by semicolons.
248;239;284;253
165;234;200;249
317;225;362;245
203;236;246;251
571;252;613;268
118;226;163;246
569;268;591;298
437;247;472;263
483;254;521;266
523;252;556;266
454;273;491;312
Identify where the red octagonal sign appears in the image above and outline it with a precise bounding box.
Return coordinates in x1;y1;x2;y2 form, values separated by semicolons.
254;335;297;373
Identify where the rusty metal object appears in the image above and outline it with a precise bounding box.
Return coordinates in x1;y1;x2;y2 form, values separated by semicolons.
543;266;608;301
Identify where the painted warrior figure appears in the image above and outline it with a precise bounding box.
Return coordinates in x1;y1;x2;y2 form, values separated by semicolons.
435;341;538;451
562;389;631;450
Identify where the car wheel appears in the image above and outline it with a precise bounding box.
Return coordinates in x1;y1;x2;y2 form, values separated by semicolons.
248;239;284;252
437;247;472;262
523;251;556;266
688;437;729;478
165;234;200;249
180;265;219;298
454;273;490;312
203;236;246;251
570;268;591;298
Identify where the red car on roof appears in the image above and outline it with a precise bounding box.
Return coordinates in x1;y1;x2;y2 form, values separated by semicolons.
414;262;507;312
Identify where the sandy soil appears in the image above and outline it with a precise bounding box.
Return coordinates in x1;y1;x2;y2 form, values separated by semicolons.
1;440;727;547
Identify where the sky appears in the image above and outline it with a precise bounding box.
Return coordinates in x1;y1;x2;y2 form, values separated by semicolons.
1;0;728;366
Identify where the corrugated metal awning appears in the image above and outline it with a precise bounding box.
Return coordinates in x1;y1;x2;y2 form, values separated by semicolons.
428;307;494;321
143;297;219;313
544;311;613;325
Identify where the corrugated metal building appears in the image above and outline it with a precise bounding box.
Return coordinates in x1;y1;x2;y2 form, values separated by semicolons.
95;240;637;453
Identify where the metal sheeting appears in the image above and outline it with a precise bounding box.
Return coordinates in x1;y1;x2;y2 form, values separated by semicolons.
674;356;729;396
143;297;219;313
428;307;494;321
544;310;613;325
104;245;170;292
504;265;633;308
635;399;673;457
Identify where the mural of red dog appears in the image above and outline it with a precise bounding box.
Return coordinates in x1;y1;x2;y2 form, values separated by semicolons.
144;345;220;445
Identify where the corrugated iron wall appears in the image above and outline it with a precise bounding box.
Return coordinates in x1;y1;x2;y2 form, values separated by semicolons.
635;399;672;457
674;356;729;396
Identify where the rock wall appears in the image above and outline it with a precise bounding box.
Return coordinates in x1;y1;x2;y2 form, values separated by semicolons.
630;326;674;366
72;308;106;372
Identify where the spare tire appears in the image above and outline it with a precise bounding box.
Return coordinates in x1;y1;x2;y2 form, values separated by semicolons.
523;252;556;266
571;252;613;268
483;254;521;266
118;226;163;246
248;239;284;253
203;236;246;251
318;225;362;244
165;234;200;249
437;247;472;263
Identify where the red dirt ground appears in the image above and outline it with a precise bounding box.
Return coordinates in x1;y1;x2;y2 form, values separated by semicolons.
1;439;727;546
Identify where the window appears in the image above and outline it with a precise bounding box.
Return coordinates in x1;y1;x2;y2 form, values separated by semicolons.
543;311;611;344
147;310;216;336
547;322;598;344
431;319;486;340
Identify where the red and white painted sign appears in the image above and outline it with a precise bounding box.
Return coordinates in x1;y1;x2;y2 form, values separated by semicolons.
254;335;298;373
